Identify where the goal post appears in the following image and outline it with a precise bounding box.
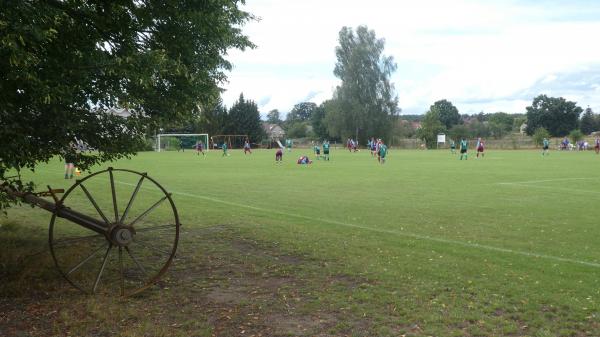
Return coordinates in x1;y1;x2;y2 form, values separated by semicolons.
156;133;209;152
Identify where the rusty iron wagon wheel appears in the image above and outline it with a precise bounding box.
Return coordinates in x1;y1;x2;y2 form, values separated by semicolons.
49;168;180;297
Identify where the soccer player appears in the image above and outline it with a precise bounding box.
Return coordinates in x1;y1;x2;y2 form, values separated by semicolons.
275;147;283;164
595;137;600;155
195;140;205;157
243;139;252;155
286;138;293;152
314;143;321;159
379;141;388;164
222;142;229;157
450;140;456;154
542;137;550;156
63;142;77;179
177;139;185;152
476;137;485;158
370;138;376;157
322;140;330;161
459;137;468;160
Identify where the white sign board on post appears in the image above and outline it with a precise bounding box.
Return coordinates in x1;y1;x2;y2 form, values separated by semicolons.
437;133;446;144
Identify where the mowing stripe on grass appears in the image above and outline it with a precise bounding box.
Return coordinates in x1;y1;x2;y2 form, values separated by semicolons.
497;177;595;184
497;182;600;195
117;181;600;269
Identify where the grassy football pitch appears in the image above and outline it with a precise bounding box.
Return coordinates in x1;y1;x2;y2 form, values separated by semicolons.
2;148;600;336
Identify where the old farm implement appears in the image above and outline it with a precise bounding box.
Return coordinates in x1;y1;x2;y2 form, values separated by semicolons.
1;168;180;297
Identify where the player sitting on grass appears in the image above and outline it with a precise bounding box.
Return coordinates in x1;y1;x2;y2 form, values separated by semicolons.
244;139;252;155
476;138;485;158
275;147;283;164
459;138;468;160
542;137;550;156
378;141;388;164
322;140;330;161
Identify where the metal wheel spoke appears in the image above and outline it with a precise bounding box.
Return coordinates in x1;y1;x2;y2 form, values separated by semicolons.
66;244;107;276
53;233;104;248
119;247;125;297
128;196;168;227
125;246;148;277
109;169;119;222
79;184;110;225
133;239;172;256
135;224;176;233
92;244;113;293
120;175;145;224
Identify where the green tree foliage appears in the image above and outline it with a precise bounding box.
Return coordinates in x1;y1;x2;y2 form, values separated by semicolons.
311;103;329;139
286;102;317;124
266;109;283;125
449;124;470;143
286;123;308;138
0;0;253;207
416;109;445;148
580;107;595;135
532;127;550;146
487;112;514;138
227;94;265;143
525;95;583;136
513;116;527;132
197;99;230;136
569;129;584;144
431;100;461;130
326;25;398;143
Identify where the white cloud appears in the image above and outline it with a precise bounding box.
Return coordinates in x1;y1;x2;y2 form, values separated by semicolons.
222;0;600;116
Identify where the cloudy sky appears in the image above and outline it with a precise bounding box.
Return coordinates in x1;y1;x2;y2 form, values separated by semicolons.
221;0;600;117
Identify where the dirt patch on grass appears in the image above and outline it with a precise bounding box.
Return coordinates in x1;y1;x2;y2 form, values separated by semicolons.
0;224;375;337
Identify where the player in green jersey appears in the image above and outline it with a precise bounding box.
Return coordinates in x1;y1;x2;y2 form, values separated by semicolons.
459;138;468;160
379;142;388;164
450;140;456;154
222;142;229;157
542;138;550;156
322;140;330;161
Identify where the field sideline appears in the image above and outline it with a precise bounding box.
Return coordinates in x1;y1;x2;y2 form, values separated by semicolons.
2;148;600;336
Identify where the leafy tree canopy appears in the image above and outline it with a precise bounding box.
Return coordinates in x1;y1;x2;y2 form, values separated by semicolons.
525;95;582;137
430;99;460;130
227;94;266;143
580;106;596;135
326;25;398;143
0;0;254;206
266;109;283;125
286;102;317;124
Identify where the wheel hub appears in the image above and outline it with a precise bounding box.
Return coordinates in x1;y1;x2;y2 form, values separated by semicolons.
110;225;136;246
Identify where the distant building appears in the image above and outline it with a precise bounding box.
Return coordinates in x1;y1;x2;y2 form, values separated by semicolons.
520;123;527;135
262;123;285;140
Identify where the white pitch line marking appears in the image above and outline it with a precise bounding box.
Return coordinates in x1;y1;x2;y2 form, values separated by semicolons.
116;181;600;269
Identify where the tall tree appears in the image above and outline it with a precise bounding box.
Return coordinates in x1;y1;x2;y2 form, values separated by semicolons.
266;109;283;125
0;0;254;208
311;103;329;139
525;95;582;136
228;94;265;143
286;102;317;124
431;100;461;130
327;25;398;143
580;106;596;135
416;109;445;148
